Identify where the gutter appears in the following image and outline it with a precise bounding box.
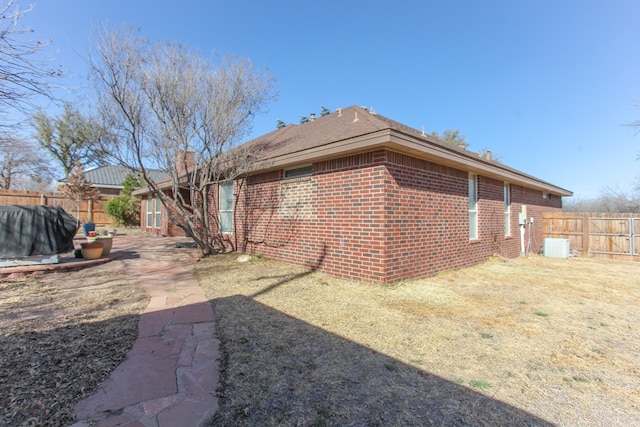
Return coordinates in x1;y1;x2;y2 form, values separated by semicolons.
252;129;572;197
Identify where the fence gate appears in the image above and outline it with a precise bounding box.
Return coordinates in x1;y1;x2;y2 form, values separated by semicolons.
588;217;635;256
543;212;640;261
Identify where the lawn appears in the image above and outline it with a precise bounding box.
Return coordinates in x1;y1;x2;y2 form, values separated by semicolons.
196;254;640;426
0;266;148;426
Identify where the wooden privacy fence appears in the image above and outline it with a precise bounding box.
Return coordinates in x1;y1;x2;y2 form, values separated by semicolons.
543;212;640;261
0;189;114;226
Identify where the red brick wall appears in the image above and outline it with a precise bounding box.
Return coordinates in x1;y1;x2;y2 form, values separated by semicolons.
382;152;470;282
165;206;186;237
510;184;562;254
213;149;563;283
234;152;390;281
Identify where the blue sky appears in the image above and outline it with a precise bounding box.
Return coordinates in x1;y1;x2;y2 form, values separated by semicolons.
20;0;640;199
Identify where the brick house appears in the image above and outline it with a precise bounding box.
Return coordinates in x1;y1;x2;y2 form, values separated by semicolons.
140;106;571;283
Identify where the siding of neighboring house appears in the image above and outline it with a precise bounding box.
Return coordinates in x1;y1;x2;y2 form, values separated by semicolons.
215;148;562;283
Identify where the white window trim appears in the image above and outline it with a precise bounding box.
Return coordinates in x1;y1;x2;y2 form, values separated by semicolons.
146;198;153;228
219;181;234;234
154;197;162;229
504;183;511;236
469;173;479;240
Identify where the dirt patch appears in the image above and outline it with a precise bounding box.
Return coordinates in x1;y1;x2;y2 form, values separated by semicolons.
197;254;640;426
0;265;148;426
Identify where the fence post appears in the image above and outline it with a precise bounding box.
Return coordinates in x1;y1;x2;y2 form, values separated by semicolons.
40;194;45;205
629;217;636;256
88;198;93;223
582;213;589;256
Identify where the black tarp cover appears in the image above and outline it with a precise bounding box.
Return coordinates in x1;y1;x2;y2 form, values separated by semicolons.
0;205;79;257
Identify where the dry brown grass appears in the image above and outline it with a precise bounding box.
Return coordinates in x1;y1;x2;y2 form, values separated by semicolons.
197;254;640;426
0;266;148;426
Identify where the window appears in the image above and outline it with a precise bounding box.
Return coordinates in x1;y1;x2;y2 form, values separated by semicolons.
146;197;162;229
469;173;478;240
504;183;511;236
146;198;153;228
154;198;162;229
284;165;312;179
219;180;234;233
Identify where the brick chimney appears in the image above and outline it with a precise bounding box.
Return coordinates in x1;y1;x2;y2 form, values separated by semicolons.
177;151;196;174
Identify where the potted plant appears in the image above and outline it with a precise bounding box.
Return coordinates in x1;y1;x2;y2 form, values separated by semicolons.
80;241;104;259
94;235;113;256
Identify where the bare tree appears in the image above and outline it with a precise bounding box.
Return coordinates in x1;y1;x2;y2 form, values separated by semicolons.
0;0;61;126
476;148;502;163
32;103;111;177
0;135;54;189
563;183;640;213
430;129;469;149
90;26;275;255
597;185;640;212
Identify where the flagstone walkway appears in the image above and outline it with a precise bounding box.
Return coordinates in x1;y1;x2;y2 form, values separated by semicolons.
69;235;219;427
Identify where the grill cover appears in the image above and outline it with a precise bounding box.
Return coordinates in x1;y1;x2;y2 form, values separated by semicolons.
0;205;79;257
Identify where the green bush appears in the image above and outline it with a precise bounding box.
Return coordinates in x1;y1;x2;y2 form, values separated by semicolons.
105;196;139;226
105;174;141;226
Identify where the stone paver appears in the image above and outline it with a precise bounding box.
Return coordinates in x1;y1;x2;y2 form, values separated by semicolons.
69;236;220;427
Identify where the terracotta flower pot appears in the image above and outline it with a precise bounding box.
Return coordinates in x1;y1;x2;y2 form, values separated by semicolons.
80;241;104;260
95;236;113;256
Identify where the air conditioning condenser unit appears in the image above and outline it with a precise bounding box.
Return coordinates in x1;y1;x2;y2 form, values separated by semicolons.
543;238;570;259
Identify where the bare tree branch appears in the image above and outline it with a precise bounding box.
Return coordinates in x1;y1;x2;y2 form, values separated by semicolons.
0;0;62;126
430;129;469;149
0;133;54;189
89;25;275;255
563;183;640;213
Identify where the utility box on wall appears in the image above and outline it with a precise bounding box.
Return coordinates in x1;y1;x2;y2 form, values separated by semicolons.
543;238;570;259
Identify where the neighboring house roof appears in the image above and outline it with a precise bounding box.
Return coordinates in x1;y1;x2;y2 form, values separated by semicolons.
246;105;572;196
59;165;167;190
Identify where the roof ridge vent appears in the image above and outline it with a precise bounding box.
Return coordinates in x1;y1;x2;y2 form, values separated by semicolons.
421;126;426;136
352;111;359;123
336;108;342;117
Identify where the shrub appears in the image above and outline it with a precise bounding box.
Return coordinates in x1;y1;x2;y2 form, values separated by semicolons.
105;174;141;226
105;196;139;226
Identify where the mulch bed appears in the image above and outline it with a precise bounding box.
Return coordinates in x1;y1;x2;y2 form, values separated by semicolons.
0;267;148;426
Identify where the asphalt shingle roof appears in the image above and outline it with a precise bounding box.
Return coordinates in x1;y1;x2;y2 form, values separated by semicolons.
134;105;571;196
244;105;571;196
245;105;476;160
